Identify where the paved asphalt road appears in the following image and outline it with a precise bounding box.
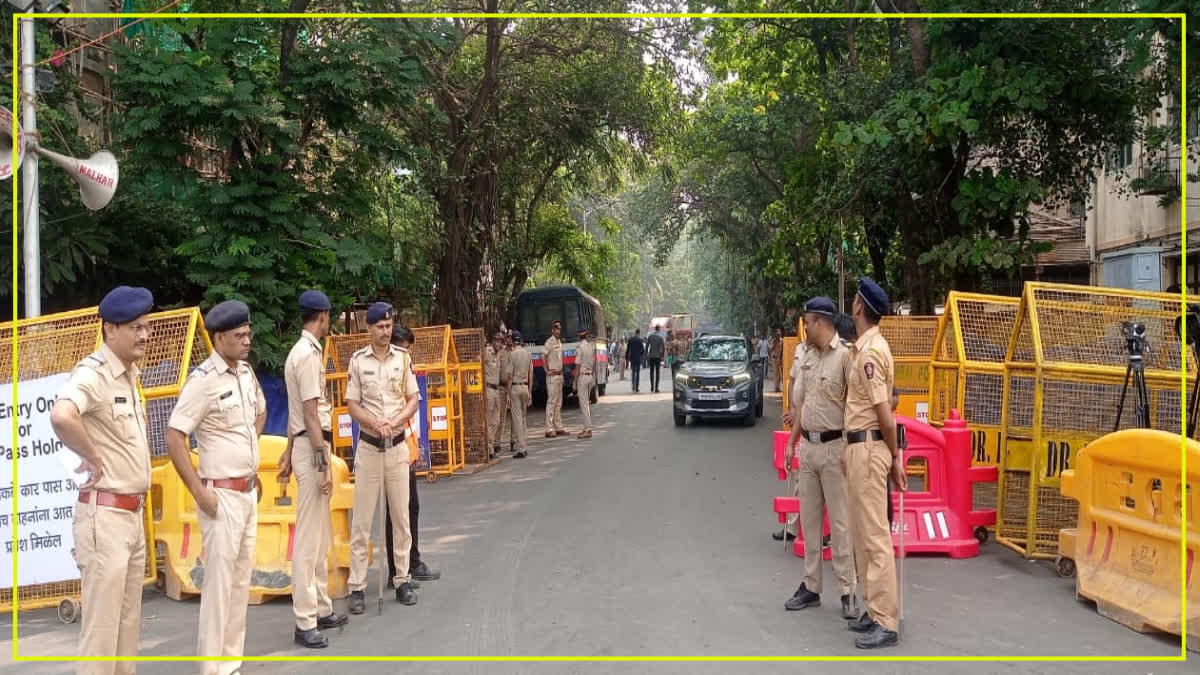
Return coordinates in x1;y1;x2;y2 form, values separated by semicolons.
2;372;1191;673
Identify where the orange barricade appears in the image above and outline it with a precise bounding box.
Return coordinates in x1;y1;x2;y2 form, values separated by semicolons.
792;411;997;560
1057;429;1198;651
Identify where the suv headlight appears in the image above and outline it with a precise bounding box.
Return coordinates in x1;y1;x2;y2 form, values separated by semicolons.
732;371;752;384
674;372;688;386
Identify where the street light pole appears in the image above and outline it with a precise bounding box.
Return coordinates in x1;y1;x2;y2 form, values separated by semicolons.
19;15;40;318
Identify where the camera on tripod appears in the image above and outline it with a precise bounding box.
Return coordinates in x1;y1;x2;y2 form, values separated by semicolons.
1120;321;1147;356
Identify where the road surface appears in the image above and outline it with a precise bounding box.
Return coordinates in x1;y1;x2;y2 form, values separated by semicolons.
1;374;1190;673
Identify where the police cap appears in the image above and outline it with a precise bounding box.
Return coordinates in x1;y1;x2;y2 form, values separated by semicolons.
577;327;589;336
98;286;154;324
857;278;889;317
299;290;332;312
205;300;250;334
803;296;836;317
510;329;522;344
366;302;394;325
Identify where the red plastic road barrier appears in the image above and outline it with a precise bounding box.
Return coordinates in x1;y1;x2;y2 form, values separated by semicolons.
773;430;800;480
791;410;998;560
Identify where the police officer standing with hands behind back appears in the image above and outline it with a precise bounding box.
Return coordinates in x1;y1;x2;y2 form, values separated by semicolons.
164;300;265;675
51;286;154;675
279;290;348;649
843;278;906;649
344;302;421;612
543;320;567;437
507;330;533;458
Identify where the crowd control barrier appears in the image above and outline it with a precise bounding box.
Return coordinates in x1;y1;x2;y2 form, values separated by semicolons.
779;336;801;428
878;315;939;421
929;292;1019;518
451;328;492;466
411;325;465;480
997;283;1194;559
151;435;355;603
791;411;996;559
1057;429;1198;651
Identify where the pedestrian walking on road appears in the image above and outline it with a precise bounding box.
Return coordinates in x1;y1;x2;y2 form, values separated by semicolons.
646;327;665;393
626;329;646;392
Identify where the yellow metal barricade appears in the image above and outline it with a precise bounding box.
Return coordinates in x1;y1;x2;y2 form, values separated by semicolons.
929;292;1020;517
878;315;938;421
323;332;372;469
1057;429;1198;650
411;325;464;480
1;306;205;619
996;282;1195;559
152;435;354;603
451;328;491;465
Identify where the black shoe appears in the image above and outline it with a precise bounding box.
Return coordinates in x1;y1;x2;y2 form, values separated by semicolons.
514;451;527;459
772;529;797;542
841;594;858;619
348;590;365;615
396;582;417;605
386;576;395;589
848;611;877;633
784;583;820;610
294;627;328;649
510;443;516;454
855;624;899;649
317;612;348;630
412;561;441;582
822;534;831;548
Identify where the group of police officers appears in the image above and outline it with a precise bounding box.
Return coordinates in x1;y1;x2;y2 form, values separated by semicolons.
50;287;442;675
46;277;902;673
777;278;906;649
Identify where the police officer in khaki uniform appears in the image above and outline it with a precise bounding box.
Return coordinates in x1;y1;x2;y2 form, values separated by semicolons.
51;286;154;675
484;331;507;458
278;290;348;649
501;331;516;454
507;330;533;458
844;278;906;649
345;302;421;611
781;297;857;621
543;320;566;437
573;327;596;439
164;301;265;675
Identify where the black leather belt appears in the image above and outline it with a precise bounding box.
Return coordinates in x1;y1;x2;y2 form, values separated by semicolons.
360;431;406;450
845;429;884;443
296;429;333;444
486;383;500;389
801;429;843;444
512;381;528;386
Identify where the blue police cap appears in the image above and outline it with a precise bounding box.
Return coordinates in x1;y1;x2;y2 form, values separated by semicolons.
205;300;250;334
857;278;889;316
299;290;332;312
366;301;393;325
510;329;522;344
98;286;153;324
803;296;836;317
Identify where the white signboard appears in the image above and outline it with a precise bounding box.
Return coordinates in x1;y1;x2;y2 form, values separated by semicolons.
337;413;353;440
1;373;82;589
430;405;448;432
915;402;929;424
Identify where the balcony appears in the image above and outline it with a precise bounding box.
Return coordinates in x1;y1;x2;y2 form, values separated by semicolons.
1131;150;1182;199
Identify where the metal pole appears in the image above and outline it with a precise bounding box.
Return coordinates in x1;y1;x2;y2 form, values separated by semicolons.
20;16;40;318
838;218;845;313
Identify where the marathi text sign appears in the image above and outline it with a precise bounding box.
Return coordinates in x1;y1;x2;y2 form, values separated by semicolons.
1;373;81;588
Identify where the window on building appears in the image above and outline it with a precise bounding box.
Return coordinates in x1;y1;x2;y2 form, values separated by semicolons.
1167;257;1200;295
1108;143;1133;173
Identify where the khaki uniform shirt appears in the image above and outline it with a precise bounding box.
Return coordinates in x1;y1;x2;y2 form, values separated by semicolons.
577;340;596;376
500;347;513;385
508;346;532;384
284;329;331;435
544;335;563;374
844;325;894;432
345;344;418;422
56;342;151;495
484;344;502;386
167;352;265;480
789;342;805;405
795;335;851;433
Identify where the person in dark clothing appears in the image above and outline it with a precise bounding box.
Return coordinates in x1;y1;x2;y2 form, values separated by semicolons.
384;324;439;587
626;329;646;392
645;328;666;393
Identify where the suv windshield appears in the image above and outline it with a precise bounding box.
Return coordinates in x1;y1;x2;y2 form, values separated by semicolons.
689;339;747;362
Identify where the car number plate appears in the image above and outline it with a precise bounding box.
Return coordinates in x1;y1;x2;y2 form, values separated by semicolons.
696;392;726;401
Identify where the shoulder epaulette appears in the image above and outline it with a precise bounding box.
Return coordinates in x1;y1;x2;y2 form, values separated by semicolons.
351;345;372;359
77;353;106;370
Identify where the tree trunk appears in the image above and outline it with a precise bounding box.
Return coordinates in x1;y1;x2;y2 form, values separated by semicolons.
875;0;929;78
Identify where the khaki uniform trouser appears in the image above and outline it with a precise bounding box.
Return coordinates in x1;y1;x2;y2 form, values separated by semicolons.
197;485;257;675
349;440;412;590
846;438;899;632
291;435;333;631
510;383;529;451
576;373;594;431
73;498;146;675
545;374;564;432
796;440;855;596
486;385;504;447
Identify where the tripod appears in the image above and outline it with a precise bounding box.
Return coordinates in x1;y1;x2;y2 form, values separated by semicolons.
1113;322;1150;431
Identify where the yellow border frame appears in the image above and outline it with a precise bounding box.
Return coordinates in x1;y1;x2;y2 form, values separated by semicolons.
8;8;1190;664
